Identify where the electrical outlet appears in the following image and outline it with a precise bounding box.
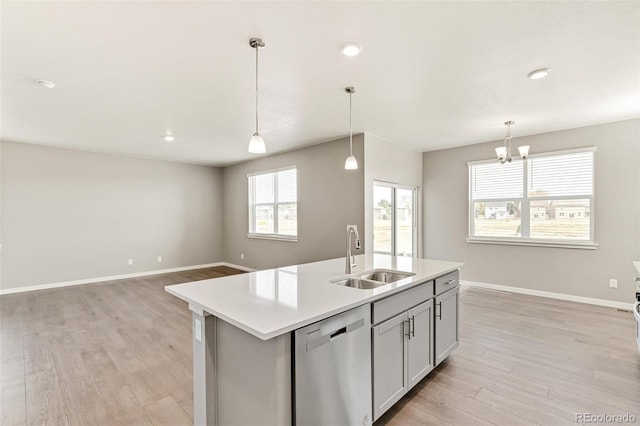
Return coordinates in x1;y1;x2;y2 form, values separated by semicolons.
195;319;202;342
609;278;618;288
128;258;133;266
241;253;244;260
157;256;163;263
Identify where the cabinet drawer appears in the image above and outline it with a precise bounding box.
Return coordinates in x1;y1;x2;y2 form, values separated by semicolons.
435;271;459;295
372;281;434;325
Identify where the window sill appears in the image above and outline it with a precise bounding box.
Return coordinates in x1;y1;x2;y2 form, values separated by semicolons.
247;233;298;243
466;237;598;250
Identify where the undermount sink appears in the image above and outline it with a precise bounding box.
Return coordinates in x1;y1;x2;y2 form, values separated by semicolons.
332;278;388;289
331;269;416;289
358;271;415;283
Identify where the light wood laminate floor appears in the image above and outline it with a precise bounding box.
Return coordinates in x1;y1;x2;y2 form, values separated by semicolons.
0;266;244;426
2;270;639;425
377;287;640;426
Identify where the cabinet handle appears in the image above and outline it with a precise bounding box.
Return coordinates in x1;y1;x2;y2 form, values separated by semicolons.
436;302;442;320
404;318;411;339
444;279;456;286
410;316;415;338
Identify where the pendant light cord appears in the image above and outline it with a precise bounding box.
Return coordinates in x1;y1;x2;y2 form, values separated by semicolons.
255;46;259;134
349;91;353;156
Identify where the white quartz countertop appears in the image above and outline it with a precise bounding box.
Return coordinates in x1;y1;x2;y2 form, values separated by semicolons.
165;254;464;340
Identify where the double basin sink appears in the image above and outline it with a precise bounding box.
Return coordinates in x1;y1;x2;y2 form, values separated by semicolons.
331;269;416;289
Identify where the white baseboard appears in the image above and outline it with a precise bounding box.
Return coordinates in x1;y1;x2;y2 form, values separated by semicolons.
0;262;255;295
221;262;257;273
461;280;633;311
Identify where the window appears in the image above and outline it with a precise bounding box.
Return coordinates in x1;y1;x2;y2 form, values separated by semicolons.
468;148;595;248
373;182;417;257
248;167;297;241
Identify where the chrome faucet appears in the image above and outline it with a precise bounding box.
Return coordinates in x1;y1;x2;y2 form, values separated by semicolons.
345;225;361;274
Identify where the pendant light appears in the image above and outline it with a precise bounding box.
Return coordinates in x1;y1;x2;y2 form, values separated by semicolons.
495;121;529;163
248;38;266;154
344;86;358;170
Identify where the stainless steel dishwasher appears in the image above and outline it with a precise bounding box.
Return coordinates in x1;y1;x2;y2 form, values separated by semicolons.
294;304;372;426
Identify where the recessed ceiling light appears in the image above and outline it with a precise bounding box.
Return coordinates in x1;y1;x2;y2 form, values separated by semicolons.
35;79;56;89
527;68;551;80
341;42;363;57
163;133;175;142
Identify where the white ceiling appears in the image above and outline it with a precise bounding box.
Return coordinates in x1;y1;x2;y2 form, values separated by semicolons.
2;1;639;166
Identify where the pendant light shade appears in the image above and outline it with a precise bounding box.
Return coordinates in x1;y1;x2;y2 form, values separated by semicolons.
345;155;358;170
344;86;358;170
495;146;507;161
248;133;266;154
248;38;266;154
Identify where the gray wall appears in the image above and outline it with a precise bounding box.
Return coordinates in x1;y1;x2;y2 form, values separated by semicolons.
1;141;224;290
222;136;365;270
364;133;423;256
423;119;640;303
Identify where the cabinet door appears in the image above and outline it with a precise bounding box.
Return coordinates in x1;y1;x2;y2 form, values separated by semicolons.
407;300;434;389
435;286;460;366
372;311;408;421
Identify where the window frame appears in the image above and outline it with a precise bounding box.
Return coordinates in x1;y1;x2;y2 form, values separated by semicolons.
247;166;298;242
467;146;598;250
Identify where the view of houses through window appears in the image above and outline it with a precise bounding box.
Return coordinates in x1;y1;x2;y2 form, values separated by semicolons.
469;149;594;242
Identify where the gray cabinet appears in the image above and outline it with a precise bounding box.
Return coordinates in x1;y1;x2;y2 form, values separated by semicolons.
372;312;408;420
371;270;460;421
435;285;460;365
407;300;434;388
372;298;434;421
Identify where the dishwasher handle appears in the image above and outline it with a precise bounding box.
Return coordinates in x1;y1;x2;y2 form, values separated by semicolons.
306;318;365;352
330;327;347;340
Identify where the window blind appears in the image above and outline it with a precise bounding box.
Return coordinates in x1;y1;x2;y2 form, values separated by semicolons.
277;168;297;203
471;160;523;200
528;151;593;197
254;173;274;204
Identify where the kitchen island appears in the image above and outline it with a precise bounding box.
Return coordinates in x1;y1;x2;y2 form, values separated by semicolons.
166;254;463;426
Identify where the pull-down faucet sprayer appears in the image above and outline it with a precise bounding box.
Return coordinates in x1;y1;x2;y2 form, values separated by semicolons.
345;225;361;274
